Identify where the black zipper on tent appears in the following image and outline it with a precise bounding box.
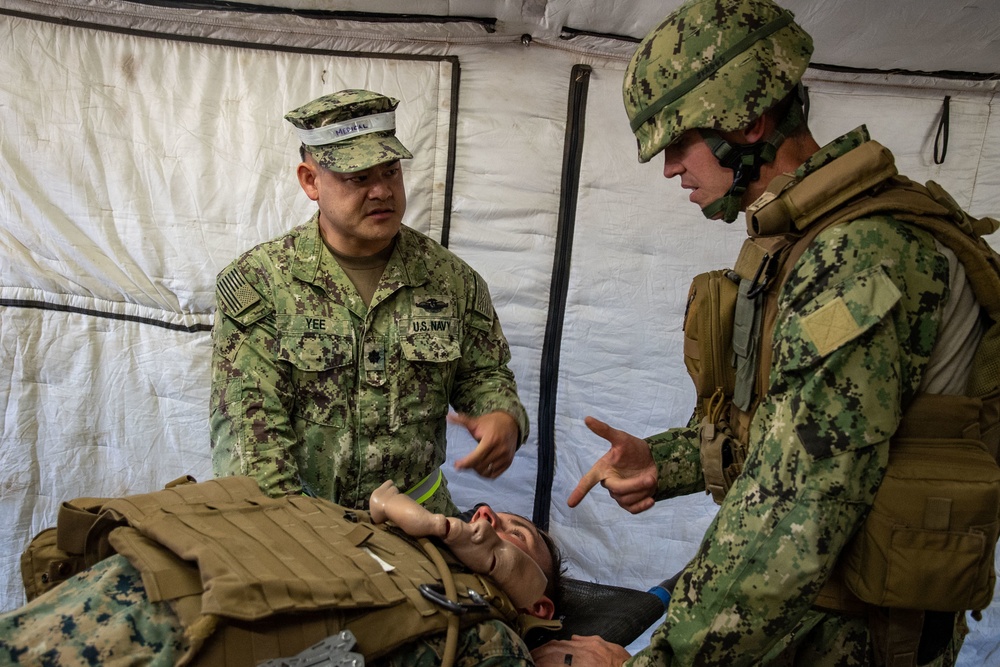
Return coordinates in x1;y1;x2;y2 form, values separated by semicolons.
533;64;592;532
808;62;1000;81
123;0;498;31
559;26;640;43
438;64;461;249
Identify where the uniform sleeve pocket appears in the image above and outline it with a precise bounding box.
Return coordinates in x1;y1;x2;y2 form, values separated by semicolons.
781;264;900;372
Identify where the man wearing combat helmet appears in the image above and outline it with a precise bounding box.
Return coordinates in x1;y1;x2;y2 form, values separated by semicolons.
210;89;529;517
533;0;1000;666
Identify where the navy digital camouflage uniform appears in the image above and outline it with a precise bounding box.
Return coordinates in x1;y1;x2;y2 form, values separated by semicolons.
0;554;535;667
628;128;967;667
210;217;528;516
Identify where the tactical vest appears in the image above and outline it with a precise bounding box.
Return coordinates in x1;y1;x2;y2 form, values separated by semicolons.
682;140;1000;631
20;476;551;667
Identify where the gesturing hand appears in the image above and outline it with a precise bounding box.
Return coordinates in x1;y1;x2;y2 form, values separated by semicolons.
568;416;658;514
451;411;519;479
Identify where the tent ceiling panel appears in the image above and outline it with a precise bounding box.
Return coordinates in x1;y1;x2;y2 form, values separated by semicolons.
159;0;1000;76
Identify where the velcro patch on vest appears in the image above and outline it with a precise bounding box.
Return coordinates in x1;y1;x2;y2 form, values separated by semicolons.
801;296;861;357
218;266;260;316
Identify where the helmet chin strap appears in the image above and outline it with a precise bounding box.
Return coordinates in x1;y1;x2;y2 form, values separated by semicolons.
699;96;805;223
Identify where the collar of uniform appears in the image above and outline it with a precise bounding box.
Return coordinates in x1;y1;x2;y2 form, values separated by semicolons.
793;125;871;181
291;213;325;284
378;225;430;289
290;216;430;289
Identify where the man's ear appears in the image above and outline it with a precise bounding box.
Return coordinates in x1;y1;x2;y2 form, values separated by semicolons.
742;113;770;144
296;161;320;201
524;595;555;620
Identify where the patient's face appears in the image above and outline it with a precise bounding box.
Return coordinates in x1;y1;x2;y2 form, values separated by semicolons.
470;506;554;580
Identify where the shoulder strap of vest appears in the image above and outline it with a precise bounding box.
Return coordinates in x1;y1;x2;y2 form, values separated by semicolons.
745;140;900;237
745;138;1000;398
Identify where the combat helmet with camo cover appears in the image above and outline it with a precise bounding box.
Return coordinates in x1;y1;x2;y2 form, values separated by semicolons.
623;0;813;222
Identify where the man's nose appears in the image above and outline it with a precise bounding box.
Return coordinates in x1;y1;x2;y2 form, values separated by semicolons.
367;176;392;199
471;505;498;527
663;151;683;179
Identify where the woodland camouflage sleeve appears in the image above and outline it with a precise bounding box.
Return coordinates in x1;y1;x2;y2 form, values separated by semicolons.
645;425;705;500
0;555;185;664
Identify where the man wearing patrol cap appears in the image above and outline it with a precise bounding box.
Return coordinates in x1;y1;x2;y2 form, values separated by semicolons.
210;89;529;518
533;0;996;666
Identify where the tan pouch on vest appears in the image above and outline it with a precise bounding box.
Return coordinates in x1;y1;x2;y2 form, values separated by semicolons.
841;395;1000;611
19;496;109;600
683;270;739;413
698;416;747;505
19;528;79;602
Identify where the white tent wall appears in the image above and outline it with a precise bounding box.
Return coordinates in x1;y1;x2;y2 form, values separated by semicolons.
1;0;999;663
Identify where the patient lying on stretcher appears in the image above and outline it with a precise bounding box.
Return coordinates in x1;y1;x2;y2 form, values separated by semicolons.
0;477;565;667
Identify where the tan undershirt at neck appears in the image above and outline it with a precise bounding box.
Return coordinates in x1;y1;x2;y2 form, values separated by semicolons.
328;237;396;307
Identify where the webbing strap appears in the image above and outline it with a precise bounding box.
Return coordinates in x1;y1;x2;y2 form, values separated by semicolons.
699;418;729;504
732;278;762;411
873;608;924;667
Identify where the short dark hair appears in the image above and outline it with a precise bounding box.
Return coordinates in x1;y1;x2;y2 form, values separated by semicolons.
536;526;567;613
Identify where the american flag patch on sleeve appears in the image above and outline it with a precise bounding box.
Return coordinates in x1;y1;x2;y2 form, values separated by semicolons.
473;272;493;319
218;266;261;315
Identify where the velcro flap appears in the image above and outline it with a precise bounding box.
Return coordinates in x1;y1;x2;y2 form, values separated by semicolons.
108;526;203;602
785;264;900;370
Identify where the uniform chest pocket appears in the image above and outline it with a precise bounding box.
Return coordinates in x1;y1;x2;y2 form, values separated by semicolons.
279;331;354;371
278;327;355;428
392;330;461;428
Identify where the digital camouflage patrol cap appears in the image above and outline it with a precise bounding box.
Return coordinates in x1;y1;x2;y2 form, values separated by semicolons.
623;0;813;163
285;89;413;173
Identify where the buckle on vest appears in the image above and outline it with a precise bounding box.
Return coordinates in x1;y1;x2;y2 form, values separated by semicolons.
419;583;490;615
746;252;779;298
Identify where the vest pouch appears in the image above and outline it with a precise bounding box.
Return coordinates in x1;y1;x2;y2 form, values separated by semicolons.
683;270;739;409
19;495;109;601
841;438;1000;612
19;528;86;601
698;415;747;505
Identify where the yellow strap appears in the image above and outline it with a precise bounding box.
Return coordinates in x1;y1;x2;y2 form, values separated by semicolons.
405;468;443;505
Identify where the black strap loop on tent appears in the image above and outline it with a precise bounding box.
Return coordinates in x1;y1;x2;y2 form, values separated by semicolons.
534;64;592;531
934;95;950;165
